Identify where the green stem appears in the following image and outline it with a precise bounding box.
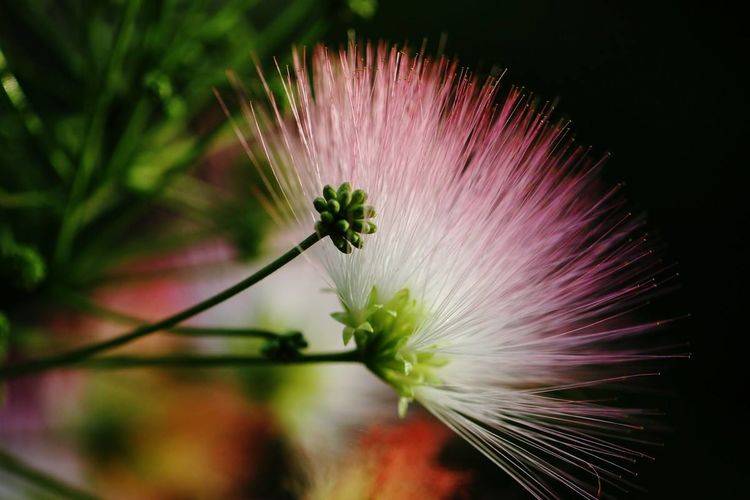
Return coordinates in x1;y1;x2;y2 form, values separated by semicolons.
1;233;321;380
54;287;285;340
81;350;360;370
0;448;98;500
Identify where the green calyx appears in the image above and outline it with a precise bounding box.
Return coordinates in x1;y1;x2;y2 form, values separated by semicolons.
313;182;377;254
331;287;447;417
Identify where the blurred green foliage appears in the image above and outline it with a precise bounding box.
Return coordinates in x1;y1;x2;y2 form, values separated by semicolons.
0;312;8;357
78;380;140;465
0;0;363;343
347;0;377;19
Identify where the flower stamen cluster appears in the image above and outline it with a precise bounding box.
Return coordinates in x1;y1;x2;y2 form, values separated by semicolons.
245;41;668;498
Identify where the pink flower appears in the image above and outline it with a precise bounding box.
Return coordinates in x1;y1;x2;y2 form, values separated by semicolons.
240;41;670;498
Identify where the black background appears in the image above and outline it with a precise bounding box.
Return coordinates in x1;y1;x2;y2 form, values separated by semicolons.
331;1;747;498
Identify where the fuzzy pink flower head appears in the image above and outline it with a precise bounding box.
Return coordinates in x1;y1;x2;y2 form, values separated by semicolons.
239;41;669;498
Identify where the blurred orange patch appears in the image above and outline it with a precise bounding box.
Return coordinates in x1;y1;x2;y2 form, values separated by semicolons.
313;415;470;500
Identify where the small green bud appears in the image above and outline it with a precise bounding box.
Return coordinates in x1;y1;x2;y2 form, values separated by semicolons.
335;220;350;233
323;184;337;200
351;189;367;205
347;232;363;249
339;189;352;208
313;197;328;213
320;211;334;224
337;182;352;198
364;222;377;234
351;205;365;218
327;199;340;214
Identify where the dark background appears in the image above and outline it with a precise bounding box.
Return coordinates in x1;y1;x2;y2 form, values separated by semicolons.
334;1;746;498
0;1;743;497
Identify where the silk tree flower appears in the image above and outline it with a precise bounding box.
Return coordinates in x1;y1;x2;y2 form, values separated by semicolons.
241;42;668;498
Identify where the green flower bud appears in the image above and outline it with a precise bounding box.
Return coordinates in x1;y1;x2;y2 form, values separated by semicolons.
336;220;350;233
351;189;367;205
337;182;352;198
313;197;328;213
312;182;377;254
327;199;340;214
323;184;337;200
339;189;352;208
351;205;365;218
320;211;334;224
347;231;363;249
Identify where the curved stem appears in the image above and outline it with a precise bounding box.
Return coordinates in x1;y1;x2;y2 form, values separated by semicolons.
54;287;285;340
1;233;321;380
80;350;360;370
0;448;98;500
